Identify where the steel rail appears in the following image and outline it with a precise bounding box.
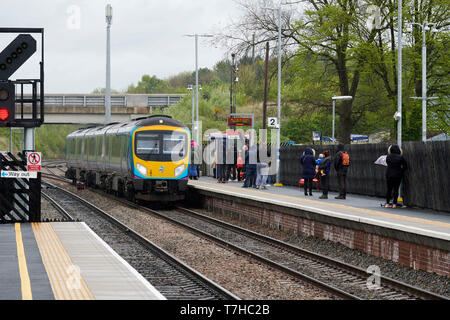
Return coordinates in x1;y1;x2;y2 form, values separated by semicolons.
41;181;240;301
175;207;449;301
41;190;75;221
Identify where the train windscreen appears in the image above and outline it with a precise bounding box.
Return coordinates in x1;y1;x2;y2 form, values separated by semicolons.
135;130;188;162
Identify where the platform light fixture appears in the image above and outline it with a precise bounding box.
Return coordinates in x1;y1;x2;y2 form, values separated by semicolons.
183;33;214;144
405;21;441;142
331;96;353;143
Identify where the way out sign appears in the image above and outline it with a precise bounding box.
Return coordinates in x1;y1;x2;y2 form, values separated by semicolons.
1;171;38;179
26;152;42;172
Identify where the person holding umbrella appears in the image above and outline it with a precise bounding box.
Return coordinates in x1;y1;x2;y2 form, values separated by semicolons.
383;144;407;208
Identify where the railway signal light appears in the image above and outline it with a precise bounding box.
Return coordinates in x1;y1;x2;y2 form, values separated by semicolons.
0;82;15;127
0;34;36;80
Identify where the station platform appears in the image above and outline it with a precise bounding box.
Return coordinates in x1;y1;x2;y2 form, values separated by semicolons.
189;177;450;241
0;222;165;300
188;177;450;276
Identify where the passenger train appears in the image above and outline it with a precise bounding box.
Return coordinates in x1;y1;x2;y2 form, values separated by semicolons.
65;115;191;202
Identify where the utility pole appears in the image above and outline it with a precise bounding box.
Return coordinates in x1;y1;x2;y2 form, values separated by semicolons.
230;53;235;116
251;33;256;66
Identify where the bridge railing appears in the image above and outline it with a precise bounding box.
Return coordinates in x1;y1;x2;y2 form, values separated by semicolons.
17;94;185;108
147;95;183;107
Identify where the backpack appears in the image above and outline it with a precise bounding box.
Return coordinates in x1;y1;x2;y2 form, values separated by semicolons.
341;151;350;166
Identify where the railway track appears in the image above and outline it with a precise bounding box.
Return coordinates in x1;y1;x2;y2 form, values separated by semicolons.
41;181;239;301
132;205;448;300
41;171;449;300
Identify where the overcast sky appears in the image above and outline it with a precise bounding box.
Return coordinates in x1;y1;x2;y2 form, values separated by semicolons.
1;0;242;93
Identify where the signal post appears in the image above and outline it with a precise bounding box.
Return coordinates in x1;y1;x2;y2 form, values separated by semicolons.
0;28;44;222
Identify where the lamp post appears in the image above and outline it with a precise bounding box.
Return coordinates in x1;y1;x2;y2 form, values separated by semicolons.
397;0;402;148
406;21;439;142
184;33;213;144
331;96;353;143
187;84;194;131
105;4;112;125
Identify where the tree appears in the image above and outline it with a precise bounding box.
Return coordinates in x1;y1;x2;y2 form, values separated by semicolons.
91;87;121;94
127;75;171;94
362;0;450;139
219;0;385;143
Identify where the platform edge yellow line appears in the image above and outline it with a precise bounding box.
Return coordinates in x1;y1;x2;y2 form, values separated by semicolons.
15;223;33;300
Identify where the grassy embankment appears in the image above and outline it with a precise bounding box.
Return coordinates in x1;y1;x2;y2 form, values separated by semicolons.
0;125;79;160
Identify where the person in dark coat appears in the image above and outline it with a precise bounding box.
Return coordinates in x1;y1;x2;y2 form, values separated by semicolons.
216;138;227;183
385;144;407;207
243;144;257;188
318;150;332;199
333;143;350;199
301;147;316;196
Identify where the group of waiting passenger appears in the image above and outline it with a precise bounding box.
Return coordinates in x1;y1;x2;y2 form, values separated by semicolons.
210;140;407;207
300;144;348;200
211;142;272;190
301;143;407;207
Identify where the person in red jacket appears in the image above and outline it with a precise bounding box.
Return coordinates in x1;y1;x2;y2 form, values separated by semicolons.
333;143;350;199
236;151;244;182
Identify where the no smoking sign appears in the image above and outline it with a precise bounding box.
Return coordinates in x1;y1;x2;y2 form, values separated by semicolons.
26;152;41;172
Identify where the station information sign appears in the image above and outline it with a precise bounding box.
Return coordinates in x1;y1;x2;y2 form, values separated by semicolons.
228;117;252;127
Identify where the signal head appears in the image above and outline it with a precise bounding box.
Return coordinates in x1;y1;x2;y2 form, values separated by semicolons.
0;108;9;121
0;34;37;80
0;82;15;127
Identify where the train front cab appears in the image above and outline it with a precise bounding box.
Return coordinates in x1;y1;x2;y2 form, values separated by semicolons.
130;125;190;202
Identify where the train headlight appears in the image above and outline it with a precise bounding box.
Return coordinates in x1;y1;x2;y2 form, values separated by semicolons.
136;163;147;176
174;164;185;177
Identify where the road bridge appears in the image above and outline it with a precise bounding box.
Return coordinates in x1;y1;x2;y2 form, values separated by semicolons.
15;94;185;124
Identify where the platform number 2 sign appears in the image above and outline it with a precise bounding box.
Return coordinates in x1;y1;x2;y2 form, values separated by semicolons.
268;117;278;128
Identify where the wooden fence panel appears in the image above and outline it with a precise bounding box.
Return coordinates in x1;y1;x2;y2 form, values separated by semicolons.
279;141;449;212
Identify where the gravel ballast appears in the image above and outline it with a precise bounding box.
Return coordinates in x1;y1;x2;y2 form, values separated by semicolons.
195;208;450;297
44;179;334;300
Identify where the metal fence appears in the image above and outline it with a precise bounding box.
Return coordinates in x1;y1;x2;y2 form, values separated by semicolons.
147;95;183;107
280;141;450;212
18;94;185;107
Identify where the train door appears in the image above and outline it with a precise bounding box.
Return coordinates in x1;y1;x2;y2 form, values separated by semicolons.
81;133;86;166
101;133;106;171
120;134;128;174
